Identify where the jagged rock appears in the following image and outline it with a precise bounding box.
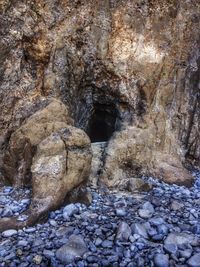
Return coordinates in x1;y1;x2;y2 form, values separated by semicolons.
0;101;92;231
131;223;148;239
116;221;131;242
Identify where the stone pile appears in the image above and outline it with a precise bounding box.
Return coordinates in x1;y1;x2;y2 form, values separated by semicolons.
0;172;200;266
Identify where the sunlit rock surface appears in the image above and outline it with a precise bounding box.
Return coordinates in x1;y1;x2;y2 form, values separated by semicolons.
0;0;200;231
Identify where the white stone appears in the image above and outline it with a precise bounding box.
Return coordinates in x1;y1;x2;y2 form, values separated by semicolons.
2;229;18;237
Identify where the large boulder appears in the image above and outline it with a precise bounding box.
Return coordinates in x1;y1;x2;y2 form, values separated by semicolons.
0;100;92;231
101;126;194;187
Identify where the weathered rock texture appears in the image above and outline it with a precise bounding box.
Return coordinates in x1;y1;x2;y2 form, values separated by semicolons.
0;1;200;191
0;100;92;230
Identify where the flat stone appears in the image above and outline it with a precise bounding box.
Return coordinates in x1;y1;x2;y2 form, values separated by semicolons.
164;233;195;246
17;240;29;247
2;229;18;237
187;253;200;267
24;227;36;233
56;235;87;264
154;254;169;267
56;226;74;237
101;240;113;248
150;217;165;226
164;243;178;255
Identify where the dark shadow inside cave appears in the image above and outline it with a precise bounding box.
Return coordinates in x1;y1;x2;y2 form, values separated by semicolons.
87;103;117;143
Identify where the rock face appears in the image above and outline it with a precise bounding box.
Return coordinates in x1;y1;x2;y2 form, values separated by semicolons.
0;2;200;191
0;100;92;230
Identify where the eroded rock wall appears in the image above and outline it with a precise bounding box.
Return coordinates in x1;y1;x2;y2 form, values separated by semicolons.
0;0;200;186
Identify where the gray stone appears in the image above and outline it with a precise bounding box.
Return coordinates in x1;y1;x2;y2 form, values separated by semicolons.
138;209;153;219
101;240;113;248
187;253;200;267
143;201;154;213
116;222;131;241
131;223;148;239
43;249;55;259
179;249;192;259
164;233;195;246
2;207;13;217
164;243;178;254
154;254;169;267
63;204;79;219
138;201;154;219
49;219;57;227
2;229;18;237
171;200;184;211
150;217;165;226
17;240;29;247
24;227;36;233
56;235;87;264
95;238;102;246
116;209;127;217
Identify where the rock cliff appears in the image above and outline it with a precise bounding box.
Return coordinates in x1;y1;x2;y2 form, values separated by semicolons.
0;1;200;190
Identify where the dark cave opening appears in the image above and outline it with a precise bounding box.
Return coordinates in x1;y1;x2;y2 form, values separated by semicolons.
87;103;117;143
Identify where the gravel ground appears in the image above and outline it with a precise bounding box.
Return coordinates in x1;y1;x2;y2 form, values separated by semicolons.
0;172;200;267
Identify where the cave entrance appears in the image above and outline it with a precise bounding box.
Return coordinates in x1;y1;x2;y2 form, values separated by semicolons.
87;103;117;143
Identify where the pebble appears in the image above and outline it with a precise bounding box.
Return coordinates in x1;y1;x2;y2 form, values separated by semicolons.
2;229;18;237
63;204;79;219
0;171;200;266
131;223;148;239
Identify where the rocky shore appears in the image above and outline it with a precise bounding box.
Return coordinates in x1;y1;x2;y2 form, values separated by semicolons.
0;172;200;267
